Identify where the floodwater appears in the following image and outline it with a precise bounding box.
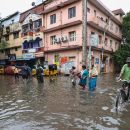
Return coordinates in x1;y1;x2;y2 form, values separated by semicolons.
0;74;130;130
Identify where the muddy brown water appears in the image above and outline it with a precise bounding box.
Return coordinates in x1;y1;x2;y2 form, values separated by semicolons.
0;74;130;130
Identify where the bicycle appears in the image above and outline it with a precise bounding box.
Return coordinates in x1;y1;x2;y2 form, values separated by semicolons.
71;77;76;86
115;79;130;109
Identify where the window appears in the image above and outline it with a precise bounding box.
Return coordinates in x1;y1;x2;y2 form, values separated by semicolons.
11;19;14;24
13;32;19;39
87;8;90;13
106;18;108;23
6;26;10;34
101;17;103;21
50;35;56;44
50;14;56;24
5;49;10;55
99;35;102;44
15;48;18;51
54;54;59;62
68;7;76;19
110;40;112;48
104;38;108;46
5;35;9;41
0;50;4;53
91;32;95;35
94;10;96;16
69;31;76;41
22;24;29;33
34;19;42;28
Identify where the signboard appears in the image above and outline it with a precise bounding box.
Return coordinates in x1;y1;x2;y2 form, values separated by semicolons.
8;54;16;61
35;52;44;58
90;34;99;46
28;48;36;53
23;53;34;59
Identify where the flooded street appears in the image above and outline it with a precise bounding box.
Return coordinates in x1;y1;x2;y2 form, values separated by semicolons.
0;74;130;130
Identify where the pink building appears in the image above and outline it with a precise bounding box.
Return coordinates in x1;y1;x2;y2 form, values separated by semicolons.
41;0;125;73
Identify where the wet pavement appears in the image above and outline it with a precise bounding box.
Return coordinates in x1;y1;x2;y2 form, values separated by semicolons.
0;74;130;130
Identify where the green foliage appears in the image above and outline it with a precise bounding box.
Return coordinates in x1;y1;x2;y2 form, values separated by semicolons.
122;12;130;43
113;44;130;68
113;12;130;70
0;39;9;50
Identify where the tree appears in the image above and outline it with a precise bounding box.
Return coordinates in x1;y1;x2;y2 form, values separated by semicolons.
113;44;130;69
0;16;9;50
113;12;130;71
0;39;9;50
122;12;130;43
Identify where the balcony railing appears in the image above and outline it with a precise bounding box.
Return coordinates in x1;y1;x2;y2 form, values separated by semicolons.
88;16;122;39
2;23;21;35
10;23;21;32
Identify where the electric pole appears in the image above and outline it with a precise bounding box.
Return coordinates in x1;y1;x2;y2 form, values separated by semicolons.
82;0;87;66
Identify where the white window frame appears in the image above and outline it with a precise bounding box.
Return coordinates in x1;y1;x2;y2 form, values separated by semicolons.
69;31;76;42
68;7;76;19
50;14;56;24
50;35;56;45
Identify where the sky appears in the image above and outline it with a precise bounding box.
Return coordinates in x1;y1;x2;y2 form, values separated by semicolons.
0;0;130;18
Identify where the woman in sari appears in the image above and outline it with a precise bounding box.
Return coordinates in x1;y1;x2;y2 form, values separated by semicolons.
79;65;89;90
89;65;98;91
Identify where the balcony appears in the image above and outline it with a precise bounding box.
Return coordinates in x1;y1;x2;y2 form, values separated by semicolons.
0;54;8;60
44;20;82;33
41;0;80;14
2;23;21;35
88;16;122;40
21;31;33;41
10;23;21;33
3;27;10;35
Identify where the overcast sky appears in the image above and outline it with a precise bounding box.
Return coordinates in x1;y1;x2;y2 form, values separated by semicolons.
0;0;130;18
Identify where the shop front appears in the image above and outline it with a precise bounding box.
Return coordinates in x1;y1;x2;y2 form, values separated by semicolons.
35;51;44;66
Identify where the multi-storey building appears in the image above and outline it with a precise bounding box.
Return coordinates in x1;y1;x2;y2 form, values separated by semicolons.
40;0;124;73
0;12;22;65
19;3;45;66
0;0;125;73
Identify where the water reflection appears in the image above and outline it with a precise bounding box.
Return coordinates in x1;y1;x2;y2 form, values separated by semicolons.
0;74;129;130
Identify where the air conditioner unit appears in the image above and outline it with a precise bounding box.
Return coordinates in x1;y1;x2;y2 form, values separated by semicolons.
57;38;61;44
54;38;58;43
61;36;68;42
54;38;61;44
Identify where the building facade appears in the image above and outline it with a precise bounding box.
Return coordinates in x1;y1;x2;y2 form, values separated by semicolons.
41;0;124;73
19;4;45;67
0;0;125;73
0;12;22;65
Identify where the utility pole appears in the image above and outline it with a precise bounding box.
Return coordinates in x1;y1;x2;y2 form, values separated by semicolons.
82;0;87;65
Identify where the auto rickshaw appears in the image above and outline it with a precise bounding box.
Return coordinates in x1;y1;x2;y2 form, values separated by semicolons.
32;65;37;76
44;64;58;76
0;65;5;74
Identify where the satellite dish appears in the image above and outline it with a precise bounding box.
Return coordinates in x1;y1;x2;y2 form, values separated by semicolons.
31;2;35;6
